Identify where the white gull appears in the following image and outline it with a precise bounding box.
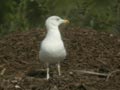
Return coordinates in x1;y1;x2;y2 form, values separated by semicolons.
39;16;69;80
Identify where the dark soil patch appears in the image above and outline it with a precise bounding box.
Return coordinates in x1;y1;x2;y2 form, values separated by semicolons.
0;28;120;90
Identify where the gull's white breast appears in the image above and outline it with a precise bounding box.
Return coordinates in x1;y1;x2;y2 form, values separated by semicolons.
39;37;66;63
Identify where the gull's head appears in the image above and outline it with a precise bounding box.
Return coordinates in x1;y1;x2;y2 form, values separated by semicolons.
45;16;69;29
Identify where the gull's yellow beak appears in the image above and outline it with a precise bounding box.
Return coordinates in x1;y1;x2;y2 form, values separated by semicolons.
63;19;70;24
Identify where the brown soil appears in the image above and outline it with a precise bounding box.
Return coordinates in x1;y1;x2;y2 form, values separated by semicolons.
0;28;120;90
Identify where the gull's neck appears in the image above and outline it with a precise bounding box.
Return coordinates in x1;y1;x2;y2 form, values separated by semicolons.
46;26;62;40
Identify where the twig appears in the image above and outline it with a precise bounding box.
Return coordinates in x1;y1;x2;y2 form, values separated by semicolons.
106;69;120;81
0;68;6;75
73;70;108;76
73;69;120;81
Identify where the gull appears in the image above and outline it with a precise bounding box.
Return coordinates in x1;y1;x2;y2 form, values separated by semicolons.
39;16;69;80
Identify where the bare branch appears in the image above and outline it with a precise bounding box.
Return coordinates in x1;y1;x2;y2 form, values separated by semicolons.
0;68;6;76
73;69;120;81
106;69;120;81
73;70;108;76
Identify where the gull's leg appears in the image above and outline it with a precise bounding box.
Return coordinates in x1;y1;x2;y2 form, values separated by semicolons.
46;63;50;80
57;63;61;76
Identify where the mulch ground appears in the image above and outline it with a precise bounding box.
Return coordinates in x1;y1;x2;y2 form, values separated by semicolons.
0;28;120;90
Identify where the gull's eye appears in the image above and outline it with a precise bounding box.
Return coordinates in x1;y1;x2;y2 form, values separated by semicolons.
56;18;60;21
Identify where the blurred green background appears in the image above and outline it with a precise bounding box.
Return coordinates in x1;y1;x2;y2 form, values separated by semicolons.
0;0;120;36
